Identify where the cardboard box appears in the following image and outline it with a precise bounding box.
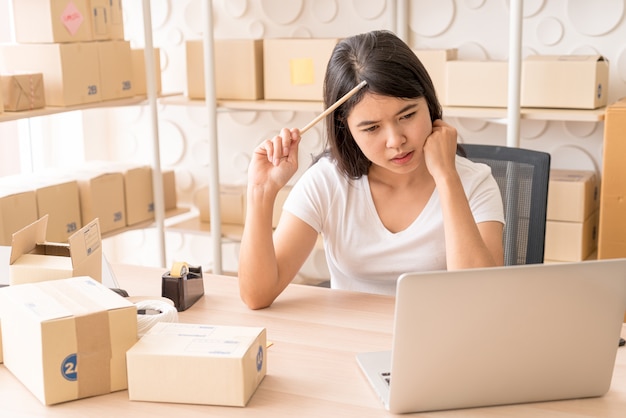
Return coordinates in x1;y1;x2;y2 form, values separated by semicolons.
414;49;457;106
126;322;266;406
0;73;46;111
12;0;94;43
0;187;38;246
446;60;508;107
9;215;102;285
0;79;3;113
97;40;134;100
34;179;82;242
87;0;124;40
263;38;340;101
0;42;101;106
75;170;126;234
197;184;246;225
0;276;137;405
521;55;609;109
186;39;264;100
598;98;626;259
544;210;598;262
131;48;162;96
108;0;124;40
114;163;154;226
163;169;177;211
547;169;599;222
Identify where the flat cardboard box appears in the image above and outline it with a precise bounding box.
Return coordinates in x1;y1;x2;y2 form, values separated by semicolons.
74;169;126;234
9;215;102;285
263;38;340;101
547;169;599;222
414;49;457;106
544;210;598;262
186;39;264;100
12;0;94;43
446;60;508;107
126;322;266;407
598;98;626;259
0;42;102;106
521;55;609;109
96;40;134;100
0;276;137;405
131;48;162;96
0;187;38;246
0;73;46;111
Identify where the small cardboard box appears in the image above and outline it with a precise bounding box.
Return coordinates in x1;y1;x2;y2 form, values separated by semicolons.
9;215;102;285
96;40;134;100
131;48;162;96
34;178;83;242
126;322;267;407
0;73;46;111
521;55;609;109
544;210;598;262
75;169;126;234
0;187;38;246
263;38;340;101
598;98;626;259
102;162;154;226
0;42;101;106
0;276;137;405
446;60;508;107
186;39;264;100
163;169;177;211
197;184;247;225
12;0;94;43
547;169;599;222
414;49;457;106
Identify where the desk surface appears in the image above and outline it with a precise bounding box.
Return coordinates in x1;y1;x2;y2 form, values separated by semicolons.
1;264;625;417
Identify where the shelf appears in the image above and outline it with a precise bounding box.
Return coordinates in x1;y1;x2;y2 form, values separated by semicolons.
166;215;244;242
0;92;182;123
158;94;606;122
101;206;191;240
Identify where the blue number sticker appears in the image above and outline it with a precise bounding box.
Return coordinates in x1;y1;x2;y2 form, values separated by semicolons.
61;353;78;381
256;345;263;372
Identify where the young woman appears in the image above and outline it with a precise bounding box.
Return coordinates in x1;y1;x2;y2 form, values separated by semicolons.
238;30;504;309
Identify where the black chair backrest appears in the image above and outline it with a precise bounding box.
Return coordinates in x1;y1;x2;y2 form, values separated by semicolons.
462;144;551;265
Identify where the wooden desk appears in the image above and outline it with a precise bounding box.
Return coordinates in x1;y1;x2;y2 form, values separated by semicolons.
1;264;625;417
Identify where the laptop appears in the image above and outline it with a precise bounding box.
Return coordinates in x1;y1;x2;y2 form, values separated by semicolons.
357;259;626;414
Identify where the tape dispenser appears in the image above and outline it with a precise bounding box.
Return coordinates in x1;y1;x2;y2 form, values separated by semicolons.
161;261;204;311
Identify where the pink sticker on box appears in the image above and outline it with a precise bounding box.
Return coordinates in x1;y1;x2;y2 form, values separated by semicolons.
61;1;84;36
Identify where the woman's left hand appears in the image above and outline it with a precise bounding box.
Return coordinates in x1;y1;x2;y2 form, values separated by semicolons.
423;119;459;181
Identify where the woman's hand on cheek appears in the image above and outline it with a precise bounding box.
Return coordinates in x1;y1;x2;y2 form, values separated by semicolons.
423;119;459;180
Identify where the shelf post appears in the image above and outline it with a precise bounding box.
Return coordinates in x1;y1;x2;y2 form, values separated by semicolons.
142;0;167;267
506;0;523;148
203;0;223;275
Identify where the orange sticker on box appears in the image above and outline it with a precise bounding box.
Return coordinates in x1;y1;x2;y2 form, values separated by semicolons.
290;58;315;86
61;1;84;36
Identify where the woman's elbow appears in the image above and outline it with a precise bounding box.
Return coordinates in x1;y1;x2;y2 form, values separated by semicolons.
240;289;274;310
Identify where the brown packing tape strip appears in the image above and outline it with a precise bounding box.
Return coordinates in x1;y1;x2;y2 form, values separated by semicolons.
75;312;112;398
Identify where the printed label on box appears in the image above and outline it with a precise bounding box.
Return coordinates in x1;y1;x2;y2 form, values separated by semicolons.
61;1;85;35
290;58;315;85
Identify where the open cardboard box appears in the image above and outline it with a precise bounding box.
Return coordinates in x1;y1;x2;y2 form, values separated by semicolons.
9;215;102;285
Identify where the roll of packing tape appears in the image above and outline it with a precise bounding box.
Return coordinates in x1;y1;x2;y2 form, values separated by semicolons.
135;298;179;337
169;261;189;278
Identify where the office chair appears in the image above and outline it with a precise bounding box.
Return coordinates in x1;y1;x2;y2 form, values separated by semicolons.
462;144;551;265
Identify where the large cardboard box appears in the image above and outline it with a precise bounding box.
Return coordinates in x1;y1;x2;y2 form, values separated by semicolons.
521;55;609;109
414;49;457;106
131;48;162;96
0;276;137;405
547;169;599;222
126;322;266;407
0;42;101;106
544;210;598;262
263;38;340;101
598;98;626;259
75;170;126;234
186;39;264;100
446;60;508;107
0;73;46;111
0;187;38;246
97;40;134;100
9;215;102;285
12;0;94;43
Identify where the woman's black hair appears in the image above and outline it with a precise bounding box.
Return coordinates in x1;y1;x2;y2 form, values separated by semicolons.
316;30;449;178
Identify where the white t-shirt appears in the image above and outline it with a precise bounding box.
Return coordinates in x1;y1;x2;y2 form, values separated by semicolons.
283;155;505;296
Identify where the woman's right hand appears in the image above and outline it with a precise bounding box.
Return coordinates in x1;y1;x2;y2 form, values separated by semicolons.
248;128;301;190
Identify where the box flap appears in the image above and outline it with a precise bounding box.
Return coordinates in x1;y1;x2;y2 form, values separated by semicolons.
68;218;102;281
10;215;49;265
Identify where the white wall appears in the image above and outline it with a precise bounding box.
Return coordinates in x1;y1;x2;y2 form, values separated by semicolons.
2;0;625;274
